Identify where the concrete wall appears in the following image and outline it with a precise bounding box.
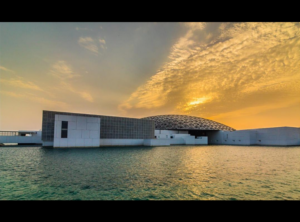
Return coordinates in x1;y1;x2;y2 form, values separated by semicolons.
173;134;192;139
42;110;154;142
0;134;42;144
169;138;185;145
208;127;300;146
100;139;144;146
153;129;208;145
42;141;53;147
144;139;170;146
144;136;208;146
53;114;100;148
183;136;208;145
207;130;256;145
183;136;196;145
254;127;300;146
195;137;208;145
155;130;188;139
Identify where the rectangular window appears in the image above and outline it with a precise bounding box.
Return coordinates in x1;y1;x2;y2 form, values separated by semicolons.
61;130;68;138
61;121;68;138
62;121;68;129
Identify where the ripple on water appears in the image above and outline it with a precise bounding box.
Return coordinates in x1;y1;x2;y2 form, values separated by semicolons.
1;145;300;200
80;185;92;190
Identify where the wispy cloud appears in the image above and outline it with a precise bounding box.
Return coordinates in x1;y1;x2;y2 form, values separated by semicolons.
119;22;207;111
0;90;68;108
78;37;99;54
183;22;206;30
78;36;107;54
0;65;14;73
79;92;94;102
51;61;80;80
76;27;89;31
119;22;300;123
59;81;94;103
50;61;94;103
99;38;107;50
99;38;106;44
0;77;43;91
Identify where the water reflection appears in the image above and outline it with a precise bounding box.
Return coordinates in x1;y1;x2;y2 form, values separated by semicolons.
1;145;300;200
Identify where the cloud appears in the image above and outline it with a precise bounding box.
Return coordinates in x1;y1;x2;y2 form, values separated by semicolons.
49;61;94;103
0;77;43;91
66;84;94;103
76;27;89;31
183;22;206;30
99;38;107;50
0;90;68;108
119;22;300;122
99;38;106;44
57;76;94;103
79;92;94;102
51;61;80;80
0;65;14;73
78;36;107;54
78;37;99;54
119;22;208;112
0;90;25;98
0;67;56;99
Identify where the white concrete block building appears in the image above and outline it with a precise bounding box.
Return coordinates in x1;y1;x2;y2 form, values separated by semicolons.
207;127;300;146
42;110;154;148
53;114;101;148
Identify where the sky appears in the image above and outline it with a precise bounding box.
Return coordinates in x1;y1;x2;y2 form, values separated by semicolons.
0;22;299;131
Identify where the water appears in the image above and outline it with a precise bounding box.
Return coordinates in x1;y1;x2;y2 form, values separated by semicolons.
1;145;300;200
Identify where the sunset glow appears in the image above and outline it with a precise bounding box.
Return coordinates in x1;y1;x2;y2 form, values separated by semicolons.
189;98;208;106
0;22;299;130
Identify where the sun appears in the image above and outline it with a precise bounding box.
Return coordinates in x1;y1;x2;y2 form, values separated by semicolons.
188;97;208;106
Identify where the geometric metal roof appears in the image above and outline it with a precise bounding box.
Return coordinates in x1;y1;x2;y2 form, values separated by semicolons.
141;115;235;131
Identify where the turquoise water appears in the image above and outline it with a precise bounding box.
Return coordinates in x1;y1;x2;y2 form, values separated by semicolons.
1;145;300;200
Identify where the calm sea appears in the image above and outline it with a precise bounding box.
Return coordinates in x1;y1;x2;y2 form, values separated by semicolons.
1;145;300;200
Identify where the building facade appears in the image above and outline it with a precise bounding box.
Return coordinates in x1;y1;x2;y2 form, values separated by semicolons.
207;127;300;146
141;115;234;146
34;111;300;147
42;110;155;147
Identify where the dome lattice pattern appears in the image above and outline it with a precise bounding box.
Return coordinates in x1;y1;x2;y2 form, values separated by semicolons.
141;115;235;131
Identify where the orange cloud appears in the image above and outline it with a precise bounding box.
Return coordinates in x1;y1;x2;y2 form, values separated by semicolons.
0;90;68;108
0;77;43;91
119;22;300;128
0;65;14;73
51;61;80;80
49;61;94;103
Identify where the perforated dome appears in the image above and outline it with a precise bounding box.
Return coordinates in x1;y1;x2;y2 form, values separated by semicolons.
141;115;235;131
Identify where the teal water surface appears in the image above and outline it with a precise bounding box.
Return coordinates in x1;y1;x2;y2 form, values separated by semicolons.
1;145;300;200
